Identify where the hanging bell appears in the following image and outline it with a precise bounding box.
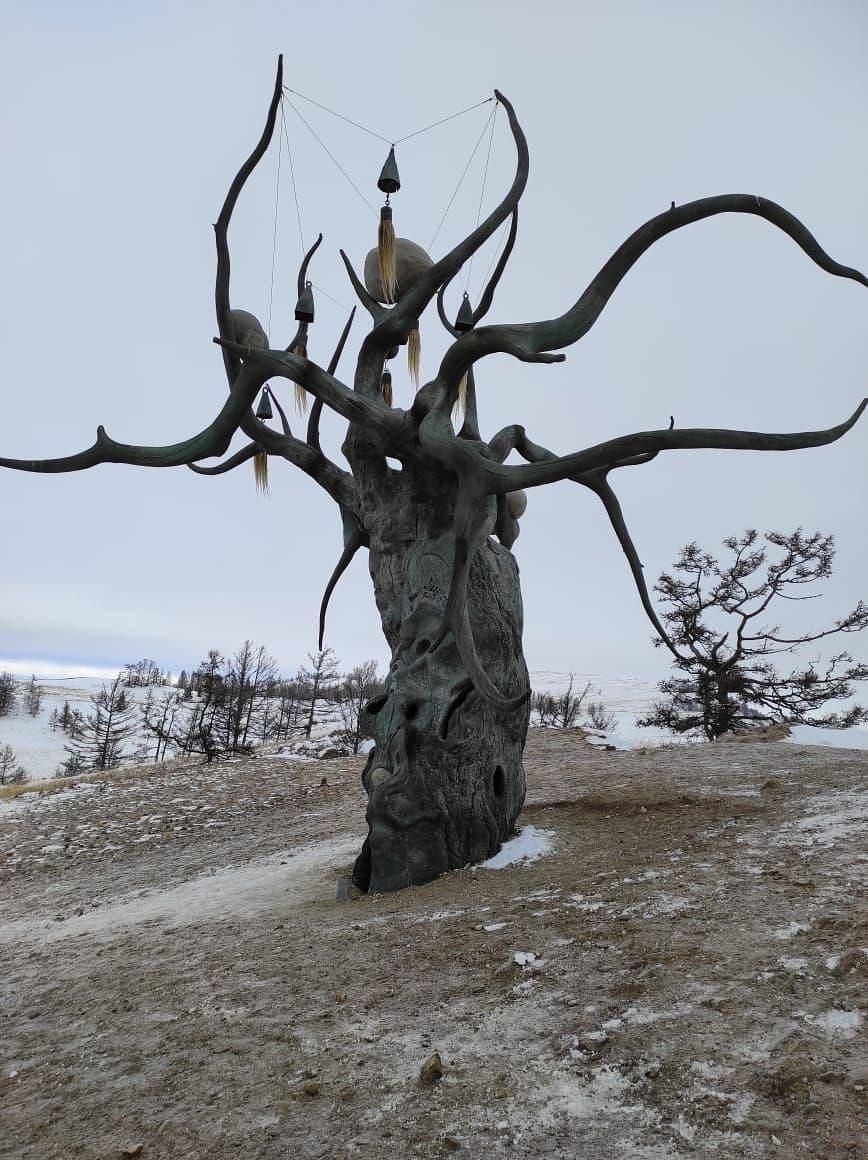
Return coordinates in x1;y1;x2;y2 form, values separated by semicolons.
295;281;315;324
377;146;400;195
455;292;474;333
255;388;273;421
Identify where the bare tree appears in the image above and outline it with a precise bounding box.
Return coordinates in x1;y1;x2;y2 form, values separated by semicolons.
140;687;186;762
638;529;868;739
336;661;384;755
1;59;866;891
532;675;592;729
299;649;340;739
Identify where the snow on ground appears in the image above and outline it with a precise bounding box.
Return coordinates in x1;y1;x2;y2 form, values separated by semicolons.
786;722;868;750
0;834;360;945
480;825;555;869
1;663;866;786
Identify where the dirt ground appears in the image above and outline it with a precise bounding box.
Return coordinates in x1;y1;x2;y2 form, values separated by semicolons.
1;731;865;1159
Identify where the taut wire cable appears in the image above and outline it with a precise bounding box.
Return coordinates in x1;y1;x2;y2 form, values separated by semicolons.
284;86;494;149
428;105;497;252
280;100;306;252
465;101;498;293
284;96;378;217
267;102;284;337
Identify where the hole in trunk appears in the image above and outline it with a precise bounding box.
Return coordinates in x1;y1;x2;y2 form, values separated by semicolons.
404;701;420;721
415;638;431;655
364;694;388;716
492;765;506;798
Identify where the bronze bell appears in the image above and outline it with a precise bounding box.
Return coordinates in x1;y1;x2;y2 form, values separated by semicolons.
255;389;273;420
295;281;315;323
377;146;400;195
455;292;474;333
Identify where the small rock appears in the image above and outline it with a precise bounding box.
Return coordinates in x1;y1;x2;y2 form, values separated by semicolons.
442;1137;460;1152
335;877;350;902
420;1051;445;1084
761;778;781;792
302;1081;321;1097
121;1147;144;1159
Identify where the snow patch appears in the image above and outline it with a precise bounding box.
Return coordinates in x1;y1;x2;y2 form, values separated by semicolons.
806;1009;862;1038
479;825;554;869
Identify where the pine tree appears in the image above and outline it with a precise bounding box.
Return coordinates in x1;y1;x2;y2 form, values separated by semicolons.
0;744;26;785
64;675;139;771
0;672;17;717
640;530;868;739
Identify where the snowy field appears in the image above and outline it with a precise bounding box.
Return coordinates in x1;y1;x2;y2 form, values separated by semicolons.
1;660;866;785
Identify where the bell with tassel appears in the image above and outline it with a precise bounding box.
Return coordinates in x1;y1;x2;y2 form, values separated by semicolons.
377;147;400;304
381;367;393;407
291;287;311;413
454;292;474;333
255;388;273;421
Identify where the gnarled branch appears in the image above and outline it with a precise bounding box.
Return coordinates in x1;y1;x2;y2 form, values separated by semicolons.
308;308;357;451
0;362;268;473
215;56;284;386
420;400;868;495
434;195;868;401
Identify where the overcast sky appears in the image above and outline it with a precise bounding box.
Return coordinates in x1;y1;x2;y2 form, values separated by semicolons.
1;0;866;683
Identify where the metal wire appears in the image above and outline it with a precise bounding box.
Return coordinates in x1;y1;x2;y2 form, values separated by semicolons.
284;87;392;145
284;86;494;149
393;96;495;145
284;96;378;217
465;102;498;292
428;105;496;252
267;105;284;338
280;101;306;251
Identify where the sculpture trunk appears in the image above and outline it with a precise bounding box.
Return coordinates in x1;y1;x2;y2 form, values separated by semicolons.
349;461;530;893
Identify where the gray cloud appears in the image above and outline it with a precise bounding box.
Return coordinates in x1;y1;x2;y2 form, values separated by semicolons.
1;0;865;682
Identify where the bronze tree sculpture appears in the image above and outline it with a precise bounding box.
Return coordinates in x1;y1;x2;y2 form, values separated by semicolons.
2;58;866;892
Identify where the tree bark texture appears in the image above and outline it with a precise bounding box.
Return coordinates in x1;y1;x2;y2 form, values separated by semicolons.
349;457;530;893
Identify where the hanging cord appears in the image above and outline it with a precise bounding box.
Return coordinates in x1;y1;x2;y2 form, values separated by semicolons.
280;100;306;251
428;105;497;252
266;101;284;338
465;101;498;293
284;96;378;216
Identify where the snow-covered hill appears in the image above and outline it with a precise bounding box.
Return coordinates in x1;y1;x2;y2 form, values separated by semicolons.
1;664;866;785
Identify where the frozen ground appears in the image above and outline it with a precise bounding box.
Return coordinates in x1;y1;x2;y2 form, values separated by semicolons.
1;729;866;1158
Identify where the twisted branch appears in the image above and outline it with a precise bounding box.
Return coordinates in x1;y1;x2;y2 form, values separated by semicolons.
433;194;868;403
215;56;284;386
